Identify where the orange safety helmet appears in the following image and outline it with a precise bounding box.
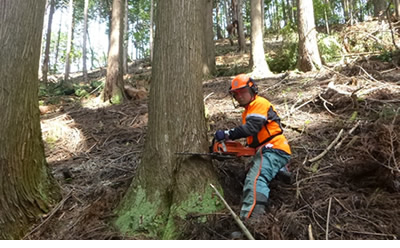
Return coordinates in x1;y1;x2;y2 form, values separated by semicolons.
229;74;258;94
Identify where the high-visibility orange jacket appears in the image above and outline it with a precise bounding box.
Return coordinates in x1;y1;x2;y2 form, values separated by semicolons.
227;95;291;155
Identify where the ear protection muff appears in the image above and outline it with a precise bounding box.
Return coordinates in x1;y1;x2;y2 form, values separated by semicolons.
248;78;258;94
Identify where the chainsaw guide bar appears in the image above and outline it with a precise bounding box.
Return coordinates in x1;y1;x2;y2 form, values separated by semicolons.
176;140;255;160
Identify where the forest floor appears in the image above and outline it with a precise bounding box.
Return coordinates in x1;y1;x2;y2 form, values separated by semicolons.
27;23;400;240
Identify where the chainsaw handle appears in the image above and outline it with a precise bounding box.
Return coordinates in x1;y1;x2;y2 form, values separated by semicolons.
210;136;228;150
220;140;227;152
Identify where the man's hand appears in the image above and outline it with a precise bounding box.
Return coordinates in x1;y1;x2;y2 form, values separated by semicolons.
215;130;229;141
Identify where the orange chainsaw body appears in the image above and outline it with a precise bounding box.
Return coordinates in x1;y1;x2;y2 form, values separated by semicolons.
212;140;255;157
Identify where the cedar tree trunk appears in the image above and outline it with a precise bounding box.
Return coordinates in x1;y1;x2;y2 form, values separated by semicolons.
104;0;127;103
115;0;223;239
42;0;55;84
250;0;272;77
0;0;60;239
297;0;322;72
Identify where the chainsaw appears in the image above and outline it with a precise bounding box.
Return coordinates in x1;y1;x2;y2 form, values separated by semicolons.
176;139;294;184
176;139;255;160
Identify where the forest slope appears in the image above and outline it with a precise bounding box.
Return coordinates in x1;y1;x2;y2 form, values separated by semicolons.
27;23;400;240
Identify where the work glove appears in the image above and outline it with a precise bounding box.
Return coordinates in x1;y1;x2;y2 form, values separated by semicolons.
215;130;229;141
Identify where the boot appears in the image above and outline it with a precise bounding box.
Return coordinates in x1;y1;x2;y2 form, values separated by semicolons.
246;193;268;224
276;166;294;184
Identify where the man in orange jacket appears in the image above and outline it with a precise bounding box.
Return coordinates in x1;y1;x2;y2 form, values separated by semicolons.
215;74;291;220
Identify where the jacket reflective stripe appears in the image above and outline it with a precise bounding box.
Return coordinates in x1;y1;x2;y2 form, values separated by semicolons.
246;113;267;120
242;95;291;154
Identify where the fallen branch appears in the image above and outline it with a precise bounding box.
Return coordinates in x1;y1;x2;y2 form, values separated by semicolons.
282;98;314;119
318;93;342;117
334;121;361;150
309;129;344;163
325;197;332;240
204;92;214;102
331;51;383;58
210;184;255;240
308;224;315;240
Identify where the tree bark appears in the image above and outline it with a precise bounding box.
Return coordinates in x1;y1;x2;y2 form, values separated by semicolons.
373;0;387;18
224;0;230;33
324;0;330;34
231;0;238;23
150;0;154;62
286;0;293;25
83;0;89;82
54;14;62;72
123;0;128;74
250;0;272;77
216;1;224;39
0;0;60;239
204;0;216;75
42;0;55;84
115;0;223;239
342;0;354;24
274;0;279;30
237;0;246;52
292;0;297;25
64;0;74;80
87;29;96;69
261;0;265;31
282;0;287;27
297;0;322;72
104;0;127;103
395;0;400;18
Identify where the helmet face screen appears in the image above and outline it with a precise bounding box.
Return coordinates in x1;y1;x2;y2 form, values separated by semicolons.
231;87;249;97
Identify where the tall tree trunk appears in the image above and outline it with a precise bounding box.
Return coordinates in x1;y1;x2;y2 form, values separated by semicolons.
150;0;154;62
395;0;400;18
261;0;265;31
356;0;364;22
83;0;89;82
204;0;216;75
42;0;55;84
87;30;96;69
342;0;349;22
104;0;126;103
250;0;272;77
0;0;60;239
237;0;246;52
324;0;330;34
114;0;223;239
286;0;293;25
349;0;354;24
231;0;238;22
224;0;230;35
54;14;62;73
274;0;279;30
64;0;74;80
292;0;297;25
342;0;354;24
297;0;322;72
267;5;273;28
123;0;128;74
216;1;224;39
282;0;287;27
373;0;387;19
